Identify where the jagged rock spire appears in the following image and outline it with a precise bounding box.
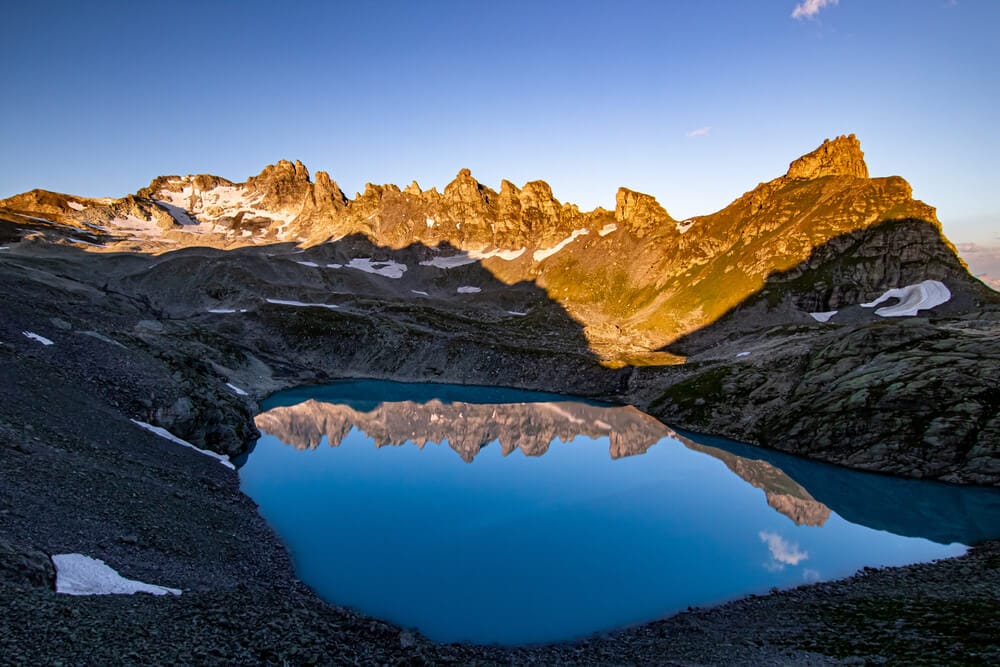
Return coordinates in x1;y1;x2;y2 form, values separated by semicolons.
786;134;869;180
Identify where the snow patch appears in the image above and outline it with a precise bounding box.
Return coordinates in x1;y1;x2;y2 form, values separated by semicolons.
67;201;87;211
425;217;436;228
420;253;478;269
265;298;339;310
208;308;236;314
22;331;54;346
735;351;751;358
0;247;8;251
326;263;343;269
345;257;407;279
533;229;589;262
810;311;838;323
411;290;429;296
130;419;235;469
457;286;482;294
226;382;249;397
860;280;951;317
68;237;103;247
419;247;526;269
53;554;181;596
295;260;319;268
676;219;696;234
506;310;528;316
598;223;618;237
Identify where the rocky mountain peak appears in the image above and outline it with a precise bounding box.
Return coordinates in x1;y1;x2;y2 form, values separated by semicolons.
615;187;673;237
443;168;494;205
786;134;869;180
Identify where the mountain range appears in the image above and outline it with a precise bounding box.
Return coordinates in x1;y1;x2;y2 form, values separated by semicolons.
1;135;996;484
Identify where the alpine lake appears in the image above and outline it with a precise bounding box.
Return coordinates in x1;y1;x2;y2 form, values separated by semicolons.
237;380;1000;645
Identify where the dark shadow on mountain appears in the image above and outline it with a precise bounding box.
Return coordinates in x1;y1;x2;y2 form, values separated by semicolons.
660;217;999;357
677;428;1000;546
97;233;629;400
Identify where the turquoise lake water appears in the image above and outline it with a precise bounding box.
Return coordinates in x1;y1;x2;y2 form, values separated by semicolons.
239;380;1000;645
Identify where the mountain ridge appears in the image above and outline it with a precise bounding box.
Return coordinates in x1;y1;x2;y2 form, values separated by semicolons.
1;134;984;361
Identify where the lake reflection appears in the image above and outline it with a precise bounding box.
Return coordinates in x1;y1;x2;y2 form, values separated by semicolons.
240;380;1000;645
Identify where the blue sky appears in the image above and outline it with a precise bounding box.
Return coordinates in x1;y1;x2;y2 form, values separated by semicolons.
2;0;997;243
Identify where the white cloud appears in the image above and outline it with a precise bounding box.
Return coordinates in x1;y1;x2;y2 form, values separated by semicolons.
791;0;839;20
759;530;808;570
686;126;711;138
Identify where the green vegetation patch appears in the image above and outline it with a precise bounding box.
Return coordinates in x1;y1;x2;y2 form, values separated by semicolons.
650;364;733;422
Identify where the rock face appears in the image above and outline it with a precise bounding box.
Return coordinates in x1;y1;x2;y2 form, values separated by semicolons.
786;134;869;180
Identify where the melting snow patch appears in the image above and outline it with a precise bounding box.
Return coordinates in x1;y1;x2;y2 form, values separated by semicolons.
52;554;181;596
457;286;481;294
533;229;589;262
810;311;838;323
265;298;338;310
22;331;54;346
295;260;319;268
130;419;235;469
411;290;429;296
226;382;249;397
676;219;696;234
345;257;407;279
420;253;478;269
67;201;87;211
419;247;526;269
860;280;951;317
598;223;618;237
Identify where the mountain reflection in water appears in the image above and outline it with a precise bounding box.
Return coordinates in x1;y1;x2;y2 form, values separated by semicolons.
255;396;832;527
242;380;1000;644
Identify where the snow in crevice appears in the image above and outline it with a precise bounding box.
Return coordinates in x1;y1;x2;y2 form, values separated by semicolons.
68;237;104;247
532;229;589;262
735;351;751;358
411;290;429;296
456;286;482;294
860;280;951;317
598;223;618;237
22;331;54;346
506;310;528;316
130;419;235;469
265;298;339;310
295;260;319;268
809;311;838;323
52;554;181;596
226;382;249;397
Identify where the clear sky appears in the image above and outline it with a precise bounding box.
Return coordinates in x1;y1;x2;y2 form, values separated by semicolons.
2;0;997;244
